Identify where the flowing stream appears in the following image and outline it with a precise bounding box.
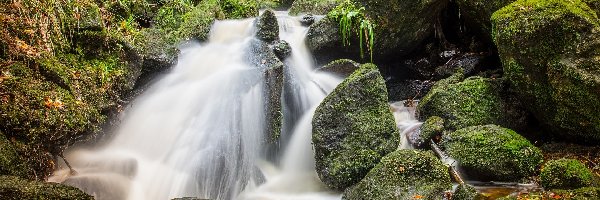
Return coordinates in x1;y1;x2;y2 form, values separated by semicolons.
49;12;344;200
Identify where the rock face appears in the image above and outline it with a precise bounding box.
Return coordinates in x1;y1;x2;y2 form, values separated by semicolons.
312;63;399;190
540;159;596;189
492;0;600;142
306;0;448;63
289;0;344;15
342;149;452;200
256;10;279;42
417;73;526;131
0;175;93;200
441;125;543;181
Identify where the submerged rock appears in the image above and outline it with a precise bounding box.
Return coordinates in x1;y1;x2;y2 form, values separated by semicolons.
540;159;596;189
256;10;279;42
417;73;527;131
0;175;92;200
441;125;543;181
313;63;399;190
343;149;452;200
492;0;600;142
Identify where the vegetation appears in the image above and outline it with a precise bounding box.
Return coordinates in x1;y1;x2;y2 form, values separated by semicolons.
327;0;375;61
540;159;597;189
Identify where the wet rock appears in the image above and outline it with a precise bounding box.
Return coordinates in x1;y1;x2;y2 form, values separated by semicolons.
300;14;315;26
0;175;93;200
313;63;399;190
492;0;600;142
435;53;485;79
386;80;434;102
317;59;360;77
453;184;482;200
289;0;344;15
540;159;596;189
306;17;349;65
417;73;527;131
441;125;543;181
273;40;292;60
411;116;444;148
256;10;279;42
246;39;284;145
343;149;452;200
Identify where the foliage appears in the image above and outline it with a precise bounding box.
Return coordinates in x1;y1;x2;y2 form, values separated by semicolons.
327;0;375;61
540;159;596;189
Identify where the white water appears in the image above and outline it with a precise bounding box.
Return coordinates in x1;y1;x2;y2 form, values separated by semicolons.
49;12;343;200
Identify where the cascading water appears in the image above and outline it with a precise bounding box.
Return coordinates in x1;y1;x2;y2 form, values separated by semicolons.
49;12;343;200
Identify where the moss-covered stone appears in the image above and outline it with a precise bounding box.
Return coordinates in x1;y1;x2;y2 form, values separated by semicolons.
541;159;596;189
417;73;526;131
492;0;600;142
416;116;445;147
0;175;92;200
256;10;279;42
317;59;360;77
552;187;600;199
441;125;543;181
289;0;344;15
0;132;33;178
453;184;484;200
342;149;452;200
312;63;399;190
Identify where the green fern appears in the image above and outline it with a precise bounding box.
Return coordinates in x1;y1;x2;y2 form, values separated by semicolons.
328;0;375;61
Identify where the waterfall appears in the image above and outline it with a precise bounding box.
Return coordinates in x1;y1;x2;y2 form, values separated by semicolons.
49;12;342;200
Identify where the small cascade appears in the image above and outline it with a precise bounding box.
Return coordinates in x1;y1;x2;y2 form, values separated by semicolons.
50;11;342;200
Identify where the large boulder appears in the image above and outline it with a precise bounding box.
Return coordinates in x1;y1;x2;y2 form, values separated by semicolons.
540;159;596;189
317;59;360;77
306;0;449;63
0;175;93;200
342;149;452;200
441;125;543;181
492;0;600;142
417;73;527;131
289;0;344;15
312;63;399;190
255;10;279;42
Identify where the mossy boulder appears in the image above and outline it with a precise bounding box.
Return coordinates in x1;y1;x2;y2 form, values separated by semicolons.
417;73;526;131
0;175;93;200
255;10;279;42
552;187;600;199
441;125;543;181
312;63;399;190
289;0;344;15
492;0;600;142
342;149;452;200
306;0;448;63
413;116;445;148
541;159;596;189
455;0;515;40
317;59;360;77
453;184;483;200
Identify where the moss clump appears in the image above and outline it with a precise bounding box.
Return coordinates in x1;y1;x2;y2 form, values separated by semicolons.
313;63;399;190
541;159;596;189
419;116;444;145
453;184;484;200
417;73;525;131
0;132;33;178
289;0;344;15
441;125;543;181
0;175;92;200
342;149;452;200
492;0;600;142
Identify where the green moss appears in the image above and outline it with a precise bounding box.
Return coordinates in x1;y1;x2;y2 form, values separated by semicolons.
417;74;523;131
541;159;596;189
419;116;444;145
441;125;543;181
0;175;93;200
312;63;399;190
492;0;600;141
342;149;452;200
0;132;33;178
454;184;484;200
289;0;344;15
552;187;600;199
